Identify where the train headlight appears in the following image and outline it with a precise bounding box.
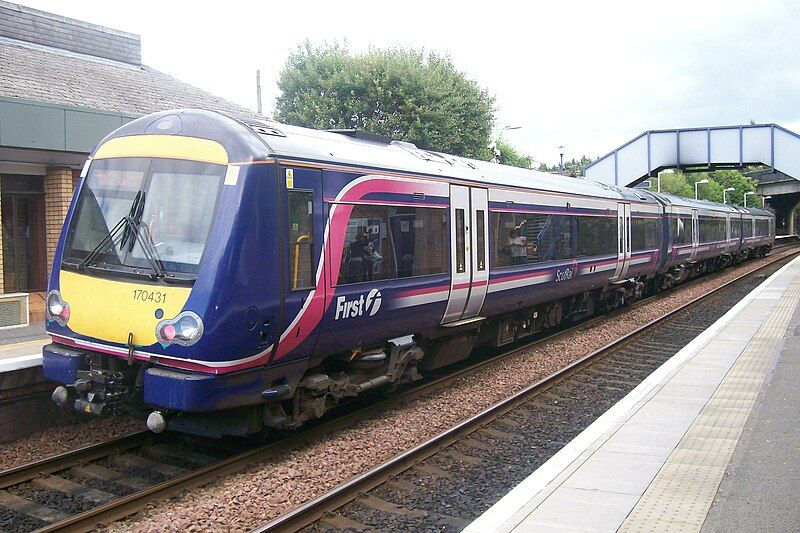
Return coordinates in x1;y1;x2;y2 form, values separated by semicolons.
46;290;70;326
156;311;204;346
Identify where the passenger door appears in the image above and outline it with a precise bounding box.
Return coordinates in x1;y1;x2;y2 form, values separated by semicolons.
273;165;324;361
442;185;489;323
614;203;632;280
690;209;699;261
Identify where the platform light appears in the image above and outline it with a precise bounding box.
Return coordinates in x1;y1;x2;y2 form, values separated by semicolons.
723;187;735;204
744;191;755;207
695;179;709;199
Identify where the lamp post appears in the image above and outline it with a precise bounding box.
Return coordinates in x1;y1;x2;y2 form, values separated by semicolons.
763;195;772;208
723;187;735;204
558;145;565;172
695;179;709;200
490;126;521;163
744;191;755;207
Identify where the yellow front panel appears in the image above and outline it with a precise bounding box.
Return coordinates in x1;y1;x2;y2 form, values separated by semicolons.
93;135;228;165
59;270;192;346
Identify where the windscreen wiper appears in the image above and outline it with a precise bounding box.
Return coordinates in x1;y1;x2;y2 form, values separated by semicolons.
77;216;130;270
129;220;166;279
78;191;144;271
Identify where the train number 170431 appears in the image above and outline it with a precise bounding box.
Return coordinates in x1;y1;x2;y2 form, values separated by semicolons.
132;289;167;304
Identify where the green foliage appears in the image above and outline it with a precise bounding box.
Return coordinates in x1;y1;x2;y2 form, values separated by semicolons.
495;139;533;168
538;155;594;175
275;41;496;160
646;169;761;206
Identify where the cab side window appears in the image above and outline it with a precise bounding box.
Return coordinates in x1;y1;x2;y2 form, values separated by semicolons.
288;190;314;289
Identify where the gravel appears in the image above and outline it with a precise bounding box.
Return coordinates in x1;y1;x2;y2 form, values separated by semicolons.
0;416;142;471
64;252;791;532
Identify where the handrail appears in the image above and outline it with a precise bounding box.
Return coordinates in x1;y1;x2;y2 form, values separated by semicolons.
292;234;310;288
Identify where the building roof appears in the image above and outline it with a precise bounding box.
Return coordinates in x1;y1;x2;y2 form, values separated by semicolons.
0;37;262;121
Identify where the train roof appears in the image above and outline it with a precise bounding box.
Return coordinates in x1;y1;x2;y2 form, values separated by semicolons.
96;109;776;219
235;114;657;204
649;191;773;217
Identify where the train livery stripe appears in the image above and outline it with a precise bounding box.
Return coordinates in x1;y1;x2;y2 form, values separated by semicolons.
51;334;272;375
274;175;447;360
389;285;450;309
93;135;229;165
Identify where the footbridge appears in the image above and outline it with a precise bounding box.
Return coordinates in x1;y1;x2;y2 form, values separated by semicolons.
583;123;800;234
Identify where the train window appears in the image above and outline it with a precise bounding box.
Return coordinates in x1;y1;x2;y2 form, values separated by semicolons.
288;191;314;290
336;204;447;285
476;210;486;271
699;217;726;243
730;218;741;239
673;216;693;246
576;216;617;256
455;209;466;273
755;219;770;236
631;218;659;251
491;212;617;268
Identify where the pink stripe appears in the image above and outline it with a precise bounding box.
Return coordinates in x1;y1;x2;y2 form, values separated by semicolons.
275;176;447;361
52;335;266;375
325;198;447;209
395;285;450;297
452;282;471;290
490;270;550;284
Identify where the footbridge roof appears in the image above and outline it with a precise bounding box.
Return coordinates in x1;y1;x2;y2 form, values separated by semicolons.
584;124;800;187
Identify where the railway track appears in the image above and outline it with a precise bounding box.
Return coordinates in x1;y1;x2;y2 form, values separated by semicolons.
255;250;799;532
0;247;795;533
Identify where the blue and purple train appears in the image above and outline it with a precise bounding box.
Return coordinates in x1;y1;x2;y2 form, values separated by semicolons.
42;109;775;437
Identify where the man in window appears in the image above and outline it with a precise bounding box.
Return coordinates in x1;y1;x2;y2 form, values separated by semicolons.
508;229;528;265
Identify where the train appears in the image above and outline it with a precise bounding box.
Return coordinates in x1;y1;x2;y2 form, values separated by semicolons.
43;109;775;437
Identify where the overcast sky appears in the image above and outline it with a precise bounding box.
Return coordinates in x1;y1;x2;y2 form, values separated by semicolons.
20;0;800;165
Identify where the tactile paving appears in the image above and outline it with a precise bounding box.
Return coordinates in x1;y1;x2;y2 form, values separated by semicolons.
618;276;800;533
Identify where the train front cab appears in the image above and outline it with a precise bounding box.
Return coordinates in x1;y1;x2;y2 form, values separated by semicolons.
40;111;313;436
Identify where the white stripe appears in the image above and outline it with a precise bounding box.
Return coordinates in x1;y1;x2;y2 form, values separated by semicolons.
488;274;551;293
57;335;271;369
390;291;449;309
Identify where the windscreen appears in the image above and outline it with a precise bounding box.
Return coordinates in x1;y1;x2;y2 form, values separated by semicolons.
63;157;225;276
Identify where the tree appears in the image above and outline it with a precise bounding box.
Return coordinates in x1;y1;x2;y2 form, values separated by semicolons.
647;169;759;205
494;139;533;168
650;171;693;197
275;41;496;160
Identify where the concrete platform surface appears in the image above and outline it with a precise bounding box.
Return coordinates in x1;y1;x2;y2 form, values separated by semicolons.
0;338;47;371
465;255;800;533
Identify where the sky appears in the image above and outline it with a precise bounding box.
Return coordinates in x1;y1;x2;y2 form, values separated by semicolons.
18;0;800;166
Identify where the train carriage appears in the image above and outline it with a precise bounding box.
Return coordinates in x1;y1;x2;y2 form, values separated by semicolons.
42;110;775;437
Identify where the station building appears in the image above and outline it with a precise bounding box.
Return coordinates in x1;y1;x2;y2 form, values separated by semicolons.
0;1;260;325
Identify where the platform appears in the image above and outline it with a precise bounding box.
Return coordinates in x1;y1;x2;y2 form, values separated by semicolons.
465;255;800;532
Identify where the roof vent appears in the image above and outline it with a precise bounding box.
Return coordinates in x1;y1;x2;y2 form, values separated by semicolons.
328;129;392;144
390;140;419;149
240;119;286;137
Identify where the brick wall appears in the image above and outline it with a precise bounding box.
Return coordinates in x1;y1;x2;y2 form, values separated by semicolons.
44;167;74;279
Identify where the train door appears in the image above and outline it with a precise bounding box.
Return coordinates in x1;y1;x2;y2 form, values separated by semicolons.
274;166;324;360
613;203;632;279
442;185;489;323
725;214;731;251
690;209;699;260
